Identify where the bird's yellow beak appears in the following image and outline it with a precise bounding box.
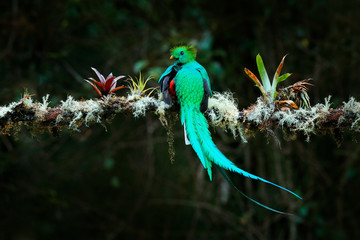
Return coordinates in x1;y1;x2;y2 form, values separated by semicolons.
170;55;174;60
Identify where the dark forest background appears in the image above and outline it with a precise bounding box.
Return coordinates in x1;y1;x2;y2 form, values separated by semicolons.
1;0;360;239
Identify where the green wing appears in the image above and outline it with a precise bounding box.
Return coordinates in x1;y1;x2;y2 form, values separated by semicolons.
192;61;212;97
159;65;175;86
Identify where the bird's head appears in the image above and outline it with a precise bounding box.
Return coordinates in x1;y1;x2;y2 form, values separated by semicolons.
170;45;197;64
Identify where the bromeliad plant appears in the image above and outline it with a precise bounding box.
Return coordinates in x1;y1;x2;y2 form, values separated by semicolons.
85;67;126;97
245;54;291;103
127;73;157;97
244;54;311;110
276;78;312;110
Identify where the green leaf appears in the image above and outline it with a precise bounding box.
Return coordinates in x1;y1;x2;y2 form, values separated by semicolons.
244;68;261;88
256;54;271;92
270;73;291;100
301;92;311;109
273;55;287;84
244;68;268;101
269;55;292;101
273;90;278;99
277;73;292;84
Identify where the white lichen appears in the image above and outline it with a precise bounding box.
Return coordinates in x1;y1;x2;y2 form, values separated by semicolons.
246;97;275;125
68;111;83;131
322;95;332;113
154;100;170;125
34;94;50;119
55;114;64;125
114;97;125;113
39;94;50;111
156;102;168;115
208;91;246;141
208;92;239;124
59;95;104;129
60;95;76;111
340;97;360;130
22;97;34;109
132;96;158;118
126;92;142;102
272;96;333;141
0;102;18;119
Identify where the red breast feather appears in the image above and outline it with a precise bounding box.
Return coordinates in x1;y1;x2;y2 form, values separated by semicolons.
169;79;176;98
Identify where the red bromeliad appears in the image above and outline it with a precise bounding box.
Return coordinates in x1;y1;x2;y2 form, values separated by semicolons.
85;67;126;97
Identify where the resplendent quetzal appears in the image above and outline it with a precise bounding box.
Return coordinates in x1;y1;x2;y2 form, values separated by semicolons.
159;45;301;213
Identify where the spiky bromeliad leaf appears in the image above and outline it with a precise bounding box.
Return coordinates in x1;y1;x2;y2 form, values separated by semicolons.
85;68;126;97
127;73;157;96
256;54;271;93
276;73;292;84
270;55;292;100
300;92;311;109
244;67;268;101
273;55;286;82
271;73;292;100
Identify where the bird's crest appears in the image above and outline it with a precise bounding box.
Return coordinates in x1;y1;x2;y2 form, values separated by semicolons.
170;44;197;59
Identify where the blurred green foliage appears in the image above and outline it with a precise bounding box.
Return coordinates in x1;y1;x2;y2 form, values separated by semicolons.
2;0;360;239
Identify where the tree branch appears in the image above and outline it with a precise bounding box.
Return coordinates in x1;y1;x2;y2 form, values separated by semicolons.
1;92;359;142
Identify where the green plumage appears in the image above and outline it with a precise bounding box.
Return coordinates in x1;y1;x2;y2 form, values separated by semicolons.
159;45;301;213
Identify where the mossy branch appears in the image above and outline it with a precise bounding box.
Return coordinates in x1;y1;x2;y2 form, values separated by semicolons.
1;91;360;143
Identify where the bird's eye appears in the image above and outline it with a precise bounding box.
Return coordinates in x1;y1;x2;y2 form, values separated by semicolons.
180;51;184;55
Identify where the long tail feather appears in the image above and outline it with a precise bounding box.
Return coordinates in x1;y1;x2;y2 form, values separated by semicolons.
183;109;212;179
197;116;301;199
214;164;295;215
183;123;191;145
184;107;301;200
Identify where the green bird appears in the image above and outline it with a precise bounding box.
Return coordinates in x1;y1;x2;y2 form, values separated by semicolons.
159;45;301;213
